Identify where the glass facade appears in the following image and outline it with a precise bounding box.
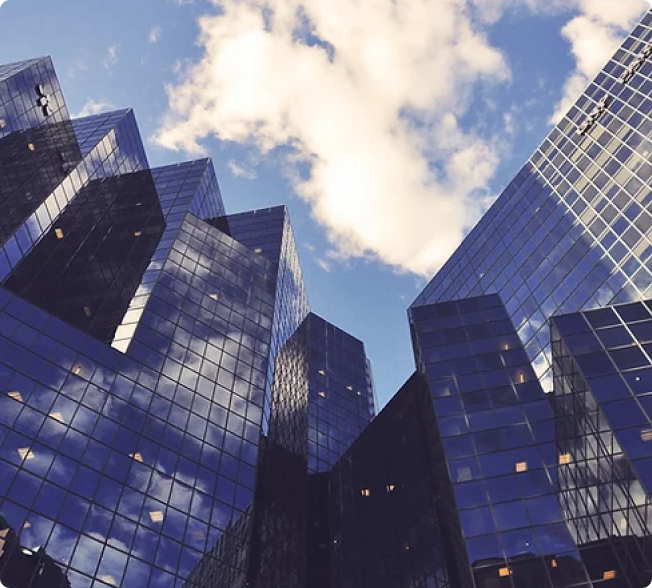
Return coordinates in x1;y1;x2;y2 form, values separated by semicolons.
552;301;652;587
413;10;652;392
0;54;375;588
410;294;589;588
327;372;451;588
269;312;375;474
3;6;652;586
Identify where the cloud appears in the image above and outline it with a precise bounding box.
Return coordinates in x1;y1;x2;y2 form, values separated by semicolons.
149;25;163;44
154;0;647;278
550;0;647;122
0;0;10;9
104;45;119;69
228;159;258;179
73;98;116;119
155;0;512;277
67;57;89;78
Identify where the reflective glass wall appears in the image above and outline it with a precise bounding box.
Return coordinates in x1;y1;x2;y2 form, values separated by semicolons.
552;301;652;587
413;11;652;392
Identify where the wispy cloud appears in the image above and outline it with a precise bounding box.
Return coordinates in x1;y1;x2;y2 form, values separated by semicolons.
149;25;163;44
227;159;257;180
103;45;119;69
154;0;648;278
73;98;116;119
67;57;89;78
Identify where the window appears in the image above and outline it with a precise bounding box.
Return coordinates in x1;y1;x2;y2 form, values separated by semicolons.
516;461;528;472
149;511;164;522
8;391;23;402
360;489;370;497
603;571;616;580
55;228;64;239
559;454;572;464
499;567;511;577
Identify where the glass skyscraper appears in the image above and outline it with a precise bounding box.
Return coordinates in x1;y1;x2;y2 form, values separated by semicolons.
413;11;652;393
3;6;652;588
0;56;373;588
404;8;652;588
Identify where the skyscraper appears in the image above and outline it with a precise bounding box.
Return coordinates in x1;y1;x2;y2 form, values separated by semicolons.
413;10;652;393
403;8;652;588
0;56;373;588
3;6;652;588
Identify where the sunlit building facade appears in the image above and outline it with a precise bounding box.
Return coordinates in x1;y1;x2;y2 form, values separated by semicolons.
413;11;652;393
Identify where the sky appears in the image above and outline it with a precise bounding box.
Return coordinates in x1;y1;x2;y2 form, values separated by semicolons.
0;0;648;409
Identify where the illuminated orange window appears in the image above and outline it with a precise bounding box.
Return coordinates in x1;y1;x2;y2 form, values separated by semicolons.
8;391;23;402
559;454;571;464
27;143;35;151
498;567;511;577
360;489;371;497
515;461;528;472
603;570;616;580
551;559;558;568
55;228;64;240
129;453;144;463
386;485;395;492
641;429;652;442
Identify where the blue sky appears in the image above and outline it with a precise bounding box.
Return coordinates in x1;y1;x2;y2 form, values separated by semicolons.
0;0;647;408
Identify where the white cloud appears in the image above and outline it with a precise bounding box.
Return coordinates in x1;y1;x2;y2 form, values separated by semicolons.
104;45;119;69
154;0;648;278
155;0;511;277
73;98;116;119
149;25;163;44
228;159;257;179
